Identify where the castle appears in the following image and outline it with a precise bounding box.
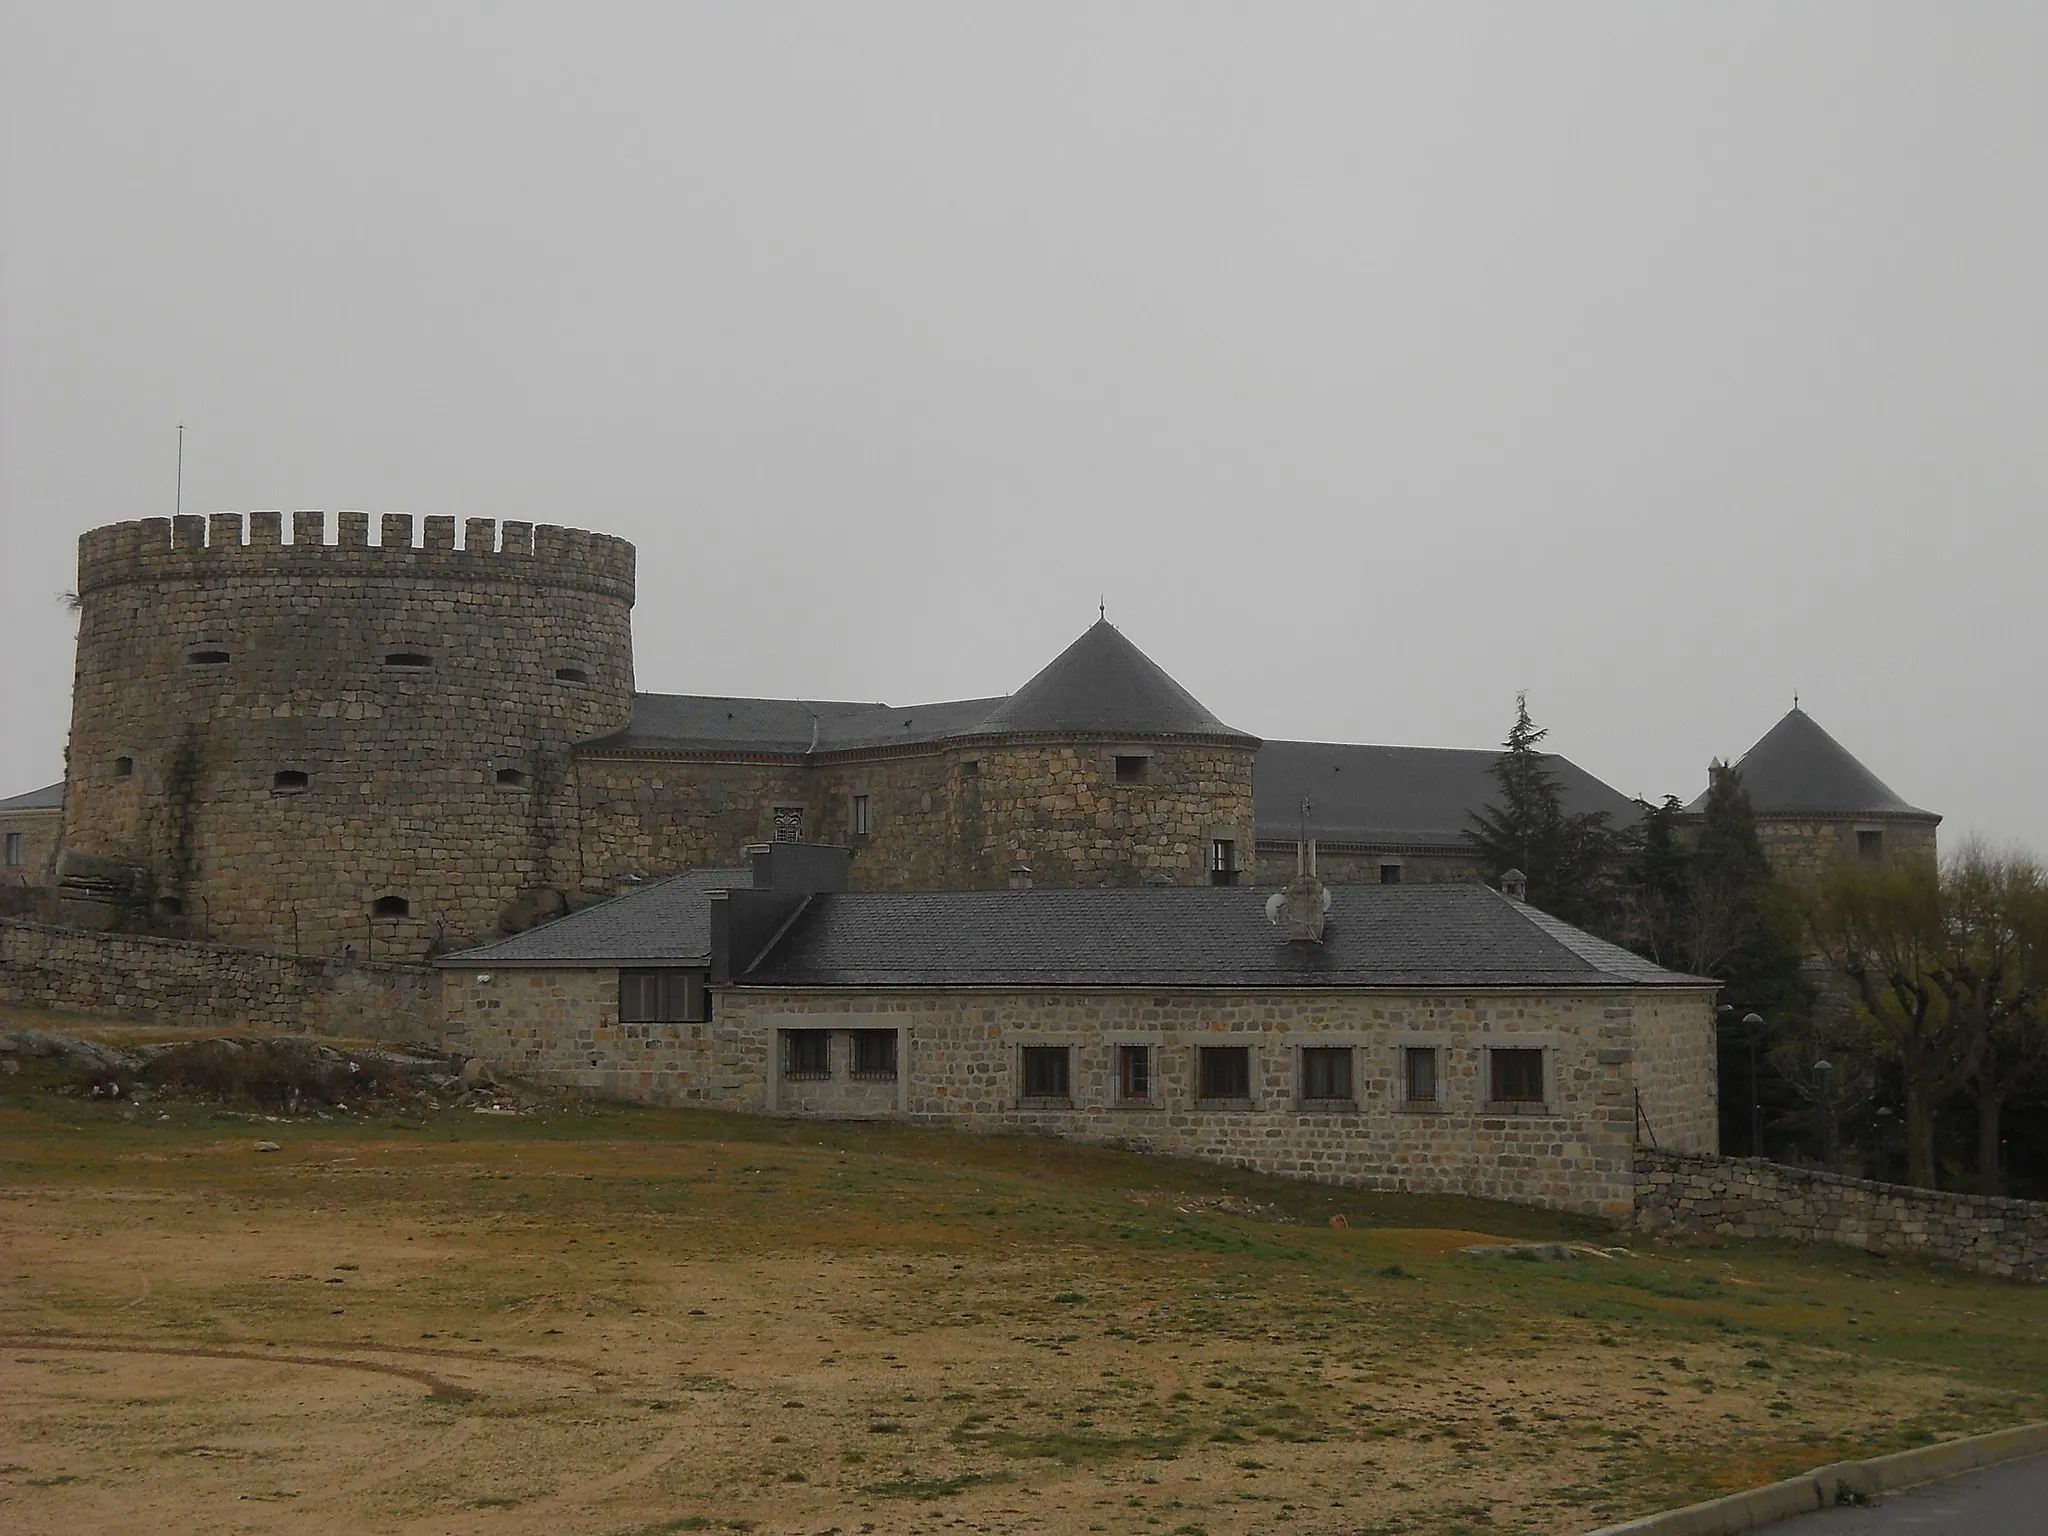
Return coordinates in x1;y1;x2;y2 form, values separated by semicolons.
0;512;1936;962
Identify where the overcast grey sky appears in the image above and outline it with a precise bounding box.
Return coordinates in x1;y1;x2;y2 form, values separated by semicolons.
3;3;2043;853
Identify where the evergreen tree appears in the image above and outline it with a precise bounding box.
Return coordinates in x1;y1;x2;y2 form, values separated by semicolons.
1468;694;1629;932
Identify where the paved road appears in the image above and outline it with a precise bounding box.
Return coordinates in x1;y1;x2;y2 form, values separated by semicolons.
1777;1452;2048;1533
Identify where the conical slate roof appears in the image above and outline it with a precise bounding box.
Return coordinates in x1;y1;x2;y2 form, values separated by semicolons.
977;621;1254;740
1687;707;1934;818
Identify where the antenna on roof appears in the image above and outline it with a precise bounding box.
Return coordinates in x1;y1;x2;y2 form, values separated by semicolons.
1793;690;1800;710
1098;595;1106;622
174;423;184;518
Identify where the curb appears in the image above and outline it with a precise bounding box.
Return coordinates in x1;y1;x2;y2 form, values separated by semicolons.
1584;1422;2048;1535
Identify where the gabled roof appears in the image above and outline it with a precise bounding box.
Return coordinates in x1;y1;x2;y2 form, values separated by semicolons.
1686;707;1935;819
0;781;65;813
439;868;748;967
976;621;1253;740
1254;742;1638;849
736;883;1706;990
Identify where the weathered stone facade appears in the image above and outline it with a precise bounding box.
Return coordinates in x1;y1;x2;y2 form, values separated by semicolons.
1754;815;1940;890
61;513;635;958
1;917;439;1041
1264;844;1482;887
1633;1149;2048;1281
0;804;62;890
441;974;1717;1217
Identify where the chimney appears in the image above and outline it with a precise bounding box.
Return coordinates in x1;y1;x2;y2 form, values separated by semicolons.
1008;862;1033;890
1500;868;1528;902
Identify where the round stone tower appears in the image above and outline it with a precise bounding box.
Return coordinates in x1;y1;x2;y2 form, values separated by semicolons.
61;510;634;957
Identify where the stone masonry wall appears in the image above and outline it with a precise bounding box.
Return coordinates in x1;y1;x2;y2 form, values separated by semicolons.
571;757;805;899
1;809;62;889
442;966;713;1103
63;513;635;958
1;917;439;1042
1630;992;1720;1154
1258;845;1483;887
1633;1149;2048;1281
1755;816;1940;890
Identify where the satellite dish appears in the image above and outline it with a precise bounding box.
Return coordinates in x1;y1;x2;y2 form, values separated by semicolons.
1265;892;1285;925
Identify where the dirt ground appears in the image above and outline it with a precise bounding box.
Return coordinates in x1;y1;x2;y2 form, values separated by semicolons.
5;1026;2046;1535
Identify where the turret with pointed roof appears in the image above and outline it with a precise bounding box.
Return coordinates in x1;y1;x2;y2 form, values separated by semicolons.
1690;705;1939;884
976;620;1256;743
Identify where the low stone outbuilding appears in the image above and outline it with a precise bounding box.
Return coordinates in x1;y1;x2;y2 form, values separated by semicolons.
442;846;1716;1218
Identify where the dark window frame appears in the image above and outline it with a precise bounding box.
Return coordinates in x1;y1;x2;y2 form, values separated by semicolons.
1489;1047;1546;1106
1197;1045;1252;1103
1113;754;1149;784
1857;828;1884;860
4;831;22;867
1117;1043;1152;1102
783;1029;832;1080
851;794;872;836
618;969;707;1025
1299;1046;1352;1103
1379;862;1403;885
1210;838;1238;887
1020;1045;1071;1101
850;1029;898;1081
1403;1046;1439;1106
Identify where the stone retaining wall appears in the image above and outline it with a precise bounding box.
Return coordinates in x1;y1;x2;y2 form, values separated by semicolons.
1633;1149;2048;1281
0;918;439;1043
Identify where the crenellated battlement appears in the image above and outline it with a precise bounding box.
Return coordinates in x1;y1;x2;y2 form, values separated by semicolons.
76;512;635;602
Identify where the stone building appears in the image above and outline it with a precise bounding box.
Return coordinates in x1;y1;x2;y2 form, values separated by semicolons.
12;512;1933;960
440;841;1717;1217
1683;705;1940;887
0;782;64;895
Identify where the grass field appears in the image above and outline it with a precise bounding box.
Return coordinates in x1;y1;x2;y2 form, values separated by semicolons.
4;1007;2047;1535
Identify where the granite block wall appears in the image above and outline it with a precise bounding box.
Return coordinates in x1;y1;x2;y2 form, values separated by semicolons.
1633;1149;2048;1281
0;917;438;1041
442;966;715;1103
0;809;62;889
1755;816;1940;889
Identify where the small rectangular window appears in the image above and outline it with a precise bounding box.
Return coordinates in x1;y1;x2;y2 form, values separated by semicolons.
1198;1045;1251;1101
1857;828;1883;860
114;756;134;778
851;795;871;836
620;970;706;1024
850;1029;897;1080
784;1029;832;1080
4;832;22;867
1114;755;1148;784
1300;1047;1351;1101
272;769;309;793
1020;1045;1070;1100
1210;839;1238;886
1490;1047;1545;1105
1117;1044;1151;1101
1379;862;1403;885
773;806;804;843
1404;1046;1438;1105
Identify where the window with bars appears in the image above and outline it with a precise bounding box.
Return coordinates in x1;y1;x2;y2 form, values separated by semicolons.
1020;1045;1070;1100
1198;1045;1251;1101
783;1029;832;1080
1210;839;1238;886
850;1029;897;1080
1489;1047;1545;1105
773;806;804;842
1117;1044;1152;1101
1404;1046;1438;1105
618;970;707;1024
1299;1047;1352;1101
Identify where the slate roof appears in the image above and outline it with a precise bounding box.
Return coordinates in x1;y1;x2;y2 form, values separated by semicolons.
1684;707;1935;819
0;781;65;813
976;621;1252;740
737;883;1706;990
438;868;749;967
581;621;1250;754
1255;742;1639;849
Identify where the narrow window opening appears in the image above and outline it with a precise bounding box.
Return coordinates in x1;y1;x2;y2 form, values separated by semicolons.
555;667;589;683
496;767;533;789
1020;1045;1070;1100
1300;1047;1352;1101
1210;839;1238;886
960;759;980;778
772;806;804;843
851;794;872;836
850;1030;898;1081
271;769;309;793
383;652;432;668
1198;1045;1252;1101
1490;1047;1545;1105
1114;754;1148;784
1118;1044;1152;1101
113;756;134;778
783;1029;832;1080
1379;862;1403;885
5;832;24;867
1404;1047;1438;1105
186;649;231;666
1857;828;1883;860
371;894;411;919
